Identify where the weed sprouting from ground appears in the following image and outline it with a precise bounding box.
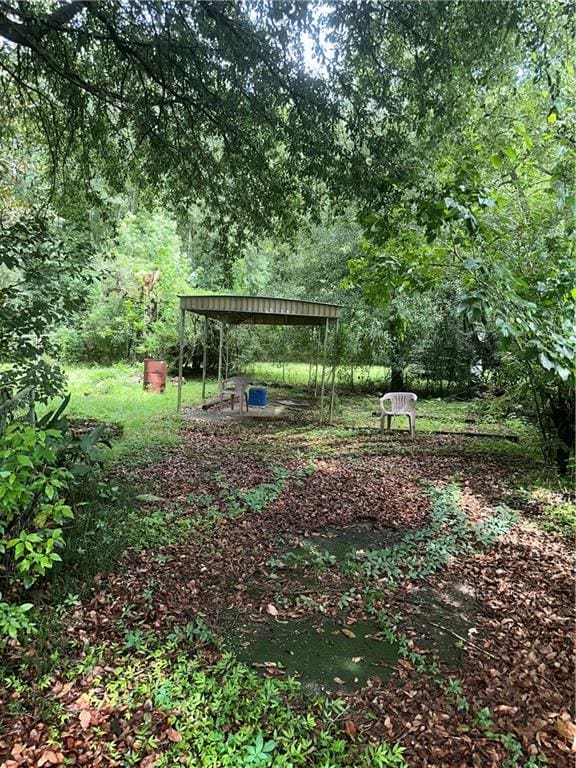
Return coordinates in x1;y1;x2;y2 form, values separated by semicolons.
347;485;518;585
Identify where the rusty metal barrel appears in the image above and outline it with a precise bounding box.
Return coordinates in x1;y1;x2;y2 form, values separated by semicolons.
143;359;167;393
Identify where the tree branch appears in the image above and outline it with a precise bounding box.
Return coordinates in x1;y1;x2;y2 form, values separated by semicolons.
0;1;85;45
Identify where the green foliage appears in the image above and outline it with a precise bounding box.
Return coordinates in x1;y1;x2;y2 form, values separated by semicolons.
0;599;35;642
167;616;216;648
0;424;74;645
350;485;517;585
0;391;114;643
474;508;519;548
539;501;576;539
217;466;305;519
92;649;406;767
0;1;340;236
0;424;73;590
348;28;576;470
0;213;92;403
244;733;277;766
357;743;407;768
58;210;190;365
268;544;337;573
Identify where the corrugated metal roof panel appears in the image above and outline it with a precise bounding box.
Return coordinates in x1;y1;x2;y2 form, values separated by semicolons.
179;295;342;325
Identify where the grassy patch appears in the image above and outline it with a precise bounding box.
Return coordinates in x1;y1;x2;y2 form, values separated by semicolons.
51;364;218;463
515;487;576;539
246;361;391;388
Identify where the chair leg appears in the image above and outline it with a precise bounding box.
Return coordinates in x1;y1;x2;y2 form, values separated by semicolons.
380;416;384;434
408;414;415;438
386;414;392;431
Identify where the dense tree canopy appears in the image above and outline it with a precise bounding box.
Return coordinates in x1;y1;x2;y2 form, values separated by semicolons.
0;0;546;228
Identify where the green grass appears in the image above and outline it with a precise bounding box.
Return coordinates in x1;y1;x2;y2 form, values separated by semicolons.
52;364;218;463
246;360;390;388
50;365;542;467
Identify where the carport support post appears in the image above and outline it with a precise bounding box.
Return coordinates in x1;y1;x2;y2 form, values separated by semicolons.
319;318;329;424
314;325;321;396
224;323;230;380
328;318;339;425
201;316;208;401
308;326;314;389
217;320;224;394
177;307;185;412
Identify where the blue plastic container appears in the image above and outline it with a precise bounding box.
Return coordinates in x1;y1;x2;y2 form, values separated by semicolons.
248;386;268;408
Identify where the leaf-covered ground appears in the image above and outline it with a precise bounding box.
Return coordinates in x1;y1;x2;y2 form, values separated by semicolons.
1;408;574;768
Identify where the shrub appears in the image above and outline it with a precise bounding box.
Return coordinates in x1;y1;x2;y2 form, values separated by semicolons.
0;424;74;590
0;423;74;646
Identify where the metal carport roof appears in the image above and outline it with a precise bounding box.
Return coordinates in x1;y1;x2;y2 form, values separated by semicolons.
178;294;342;325
177;295;341;423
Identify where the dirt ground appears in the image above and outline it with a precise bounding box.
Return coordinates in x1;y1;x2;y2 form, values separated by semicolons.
1;417;574;767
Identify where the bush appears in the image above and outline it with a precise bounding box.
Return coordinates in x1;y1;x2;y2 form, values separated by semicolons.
0;398;108;646
0;424;73;645
0;424;74;590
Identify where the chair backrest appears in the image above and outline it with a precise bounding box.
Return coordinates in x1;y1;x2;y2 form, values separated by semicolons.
222;375;250;392
380;392;417;414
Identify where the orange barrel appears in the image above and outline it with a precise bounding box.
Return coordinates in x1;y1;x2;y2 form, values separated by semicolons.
143;359;167;393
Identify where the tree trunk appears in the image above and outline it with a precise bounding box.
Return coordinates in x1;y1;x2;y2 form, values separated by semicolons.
550;385;575;476
391;366;404;390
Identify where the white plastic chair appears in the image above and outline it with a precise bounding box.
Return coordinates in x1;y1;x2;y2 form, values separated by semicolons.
220;375;250;412
379;392;417;438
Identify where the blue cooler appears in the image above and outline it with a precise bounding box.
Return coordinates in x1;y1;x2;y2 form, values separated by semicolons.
248;386;268;408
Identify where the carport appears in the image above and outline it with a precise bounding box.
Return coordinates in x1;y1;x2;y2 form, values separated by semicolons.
177;295;342;424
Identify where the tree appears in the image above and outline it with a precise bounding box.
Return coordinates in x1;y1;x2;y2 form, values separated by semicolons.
58;209;190;363
346;16;575;471
0;0;339;234
0;1;538;232
0;213;91;404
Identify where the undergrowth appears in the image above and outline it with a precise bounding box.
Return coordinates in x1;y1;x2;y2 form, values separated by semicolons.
347;484;518;585
2;643;408;768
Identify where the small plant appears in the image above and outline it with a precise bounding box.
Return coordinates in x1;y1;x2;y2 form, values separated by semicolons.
474;507;518;548
123;628;151;651
0;597;35;643
337;588;357;609
472;706;495;731
358;742;408;767
167;615;215;646
267;543;337;572
244;734;277;766
0;424;74;588
443;677;470;712
349;485;518;587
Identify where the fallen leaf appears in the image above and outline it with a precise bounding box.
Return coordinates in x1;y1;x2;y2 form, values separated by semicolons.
166;727;183;743
333;677;345;685
37;751;63;766
555;718;576;750
265;603;279;617
341;628;356;639
344;720;357;738
79;710;91;730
